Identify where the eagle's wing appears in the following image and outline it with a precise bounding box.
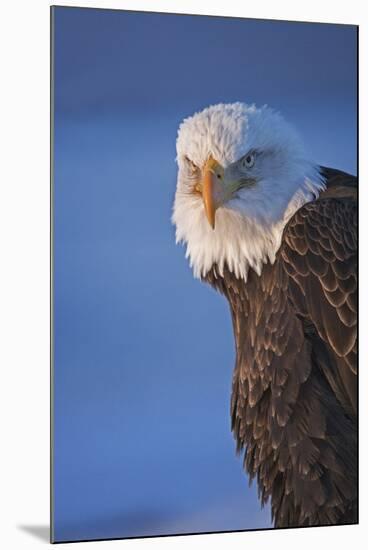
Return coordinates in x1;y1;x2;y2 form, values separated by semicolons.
280;183;357;415
226;169;357;526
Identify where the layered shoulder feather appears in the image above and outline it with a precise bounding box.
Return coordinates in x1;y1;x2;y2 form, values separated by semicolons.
281;173;357;414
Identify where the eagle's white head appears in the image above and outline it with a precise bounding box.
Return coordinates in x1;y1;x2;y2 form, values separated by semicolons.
172;102;325;281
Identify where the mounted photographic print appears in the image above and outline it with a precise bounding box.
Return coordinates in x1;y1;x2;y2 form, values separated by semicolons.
51;6;358;543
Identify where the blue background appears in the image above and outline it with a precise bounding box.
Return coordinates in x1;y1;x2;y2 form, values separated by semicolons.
52;7;357;542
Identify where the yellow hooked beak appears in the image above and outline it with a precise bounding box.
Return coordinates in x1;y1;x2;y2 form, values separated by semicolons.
197;155;254;229
202;156;225;229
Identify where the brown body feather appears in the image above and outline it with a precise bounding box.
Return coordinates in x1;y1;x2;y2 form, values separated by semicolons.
204;167;357;527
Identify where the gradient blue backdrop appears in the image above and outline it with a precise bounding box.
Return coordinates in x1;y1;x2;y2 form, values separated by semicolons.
52;7;357;542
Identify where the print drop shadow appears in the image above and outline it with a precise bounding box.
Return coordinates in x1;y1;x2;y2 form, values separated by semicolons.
17;524;50;543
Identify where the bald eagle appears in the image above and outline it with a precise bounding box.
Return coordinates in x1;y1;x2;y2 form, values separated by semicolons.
172;103;357;528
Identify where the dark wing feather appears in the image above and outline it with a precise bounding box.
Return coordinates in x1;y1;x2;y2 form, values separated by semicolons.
281;189;357;414
320;166;357;194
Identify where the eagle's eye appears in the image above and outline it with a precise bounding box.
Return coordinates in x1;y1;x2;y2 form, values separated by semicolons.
241;152;256;169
